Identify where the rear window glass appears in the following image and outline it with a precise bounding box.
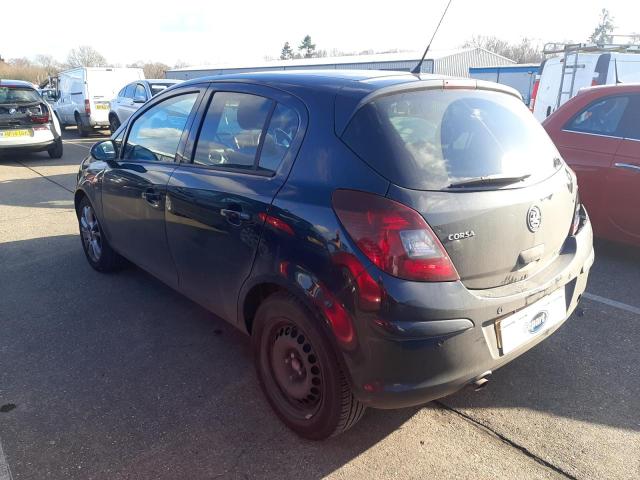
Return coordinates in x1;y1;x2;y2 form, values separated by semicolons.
0;87;41;104
342;89;561;190
150;83;175;96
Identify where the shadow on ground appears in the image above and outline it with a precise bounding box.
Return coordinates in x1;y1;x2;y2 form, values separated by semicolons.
0;234;638;479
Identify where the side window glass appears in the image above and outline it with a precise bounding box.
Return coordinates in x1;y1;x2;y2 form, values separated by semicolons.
193;92;273;169
134;84;147;101
123;93;198;163
118;87;126;98
124;84;136;99
566;96;629;136
258;103;299;173
619;95;640;140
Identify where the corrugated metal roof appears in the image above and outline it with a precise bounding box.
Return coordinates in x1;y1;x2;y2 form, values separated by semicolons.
165;48;516;80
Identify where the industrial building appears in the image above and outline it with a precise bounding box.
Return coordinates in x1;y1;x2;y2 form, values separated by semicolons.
165;48;515;80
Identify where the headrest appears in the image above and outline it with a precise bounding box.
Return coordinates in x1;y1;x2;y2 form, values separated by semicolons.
236;97;269;130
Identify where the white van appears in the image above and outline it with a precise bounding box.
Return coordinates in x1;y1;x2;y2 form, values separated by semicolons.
531;43;640;122
53;67;144;136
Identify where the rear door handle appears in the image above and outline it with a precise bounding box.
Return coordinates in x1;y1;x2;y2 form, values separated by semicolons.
141;188;161;207
614;162;640;173
220;208;250;225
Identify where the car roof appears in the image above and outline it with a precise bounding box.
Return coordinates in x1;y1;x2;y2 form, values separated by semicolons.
180;69;443;92
0;79;36;89
578;83;640;95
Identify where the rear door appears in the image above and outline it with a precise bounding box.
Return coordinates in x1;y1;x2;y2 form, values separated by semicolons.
607;95;640;241
101;86;205;287
165;83;306;322
555;94;630;235
119;84;137;122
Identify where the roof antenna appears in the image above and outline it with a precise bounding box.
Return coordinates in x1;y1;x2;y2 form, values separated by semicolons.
411;0;454;75
614;58;622;84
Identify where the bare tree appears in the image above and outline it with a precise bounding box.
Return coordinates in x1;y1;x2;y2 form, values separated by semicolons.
463;36;544;63
66;46;107;68
128;61;169;78
34;54;60;75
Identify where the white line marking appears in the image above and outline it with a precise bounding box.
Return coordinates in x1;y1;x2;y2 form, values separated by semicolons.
0;437;14;480
63;141;91;150
583;292;640;316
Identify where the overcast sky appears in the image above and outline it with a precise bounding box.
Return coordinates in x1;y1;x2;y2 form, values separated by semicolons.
1;0;638;67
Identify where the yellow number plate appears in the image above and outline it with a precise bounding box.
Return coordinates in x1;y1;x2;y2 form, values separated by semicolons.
0;129;33;138
95;104;110;110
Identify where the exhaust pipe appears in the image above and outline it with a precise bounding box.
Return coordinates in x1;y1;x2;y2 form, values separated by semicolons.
471;371;492;391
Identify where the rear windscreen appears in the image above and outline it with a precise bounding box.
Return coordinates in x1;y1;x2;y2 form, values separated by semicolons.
342;89;561;190
0;87;41;105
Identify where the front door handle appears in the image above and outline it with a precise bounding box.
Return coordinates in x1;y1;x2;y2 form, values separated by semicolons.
220;208;250;225
141;188;161;207
614;162;640;173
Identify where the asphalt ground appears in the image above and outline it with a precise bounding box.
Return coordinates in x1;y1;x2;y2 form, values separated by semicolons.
0;129;638;479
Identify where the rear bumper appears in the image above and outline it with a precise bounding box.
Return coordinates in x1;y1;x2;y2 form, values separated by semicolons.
0;127;57;152
344;214;594;409
81;112;109;128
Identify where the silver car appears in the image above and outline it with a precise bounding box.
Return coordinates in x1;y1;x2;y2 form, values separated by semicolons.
108;79;181;133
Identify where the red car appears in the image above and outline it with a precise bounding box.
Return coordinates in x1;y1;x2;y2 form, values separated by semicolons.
543;84;640;247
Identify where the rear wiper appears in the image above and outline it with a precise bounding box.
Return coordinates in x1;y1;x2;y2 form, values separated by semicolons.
447;174;531;189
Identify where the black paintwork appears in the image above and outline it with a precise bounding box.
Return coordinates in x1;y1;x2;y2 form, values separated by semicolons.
75;70;594;409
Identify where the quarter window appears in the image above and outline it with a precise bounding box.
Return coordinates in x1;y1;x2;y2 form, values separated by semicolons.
258;103;299;173
123;93;198;163
193;92;273;170
565;96;630;137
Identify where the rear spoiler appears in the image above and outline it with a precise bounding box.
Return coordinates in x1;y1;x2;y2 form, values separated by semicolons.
336;78;522;136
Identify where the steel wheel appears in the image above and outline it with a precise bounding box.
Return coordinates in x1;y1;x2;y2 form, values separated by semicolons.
268;320;323;419
80;204;102;262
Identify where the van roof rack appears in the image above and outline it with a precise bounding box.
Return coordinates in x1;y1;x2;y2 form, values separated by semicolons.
543;42;640;55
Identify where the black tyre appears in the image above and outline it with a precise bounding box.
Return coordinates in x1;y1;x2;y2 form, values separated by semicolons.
47;138;63;159
253;292;365;440
78;196;126;272
75;114;88;138
109;114;121;135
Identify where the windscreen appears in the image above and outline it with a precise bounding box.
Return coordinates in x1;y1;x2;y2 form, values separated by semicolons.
342;89;561;190
0;87;41;104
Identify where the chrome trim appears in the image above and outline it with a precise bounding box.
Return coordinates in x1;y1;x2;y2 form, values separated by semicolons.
614;162;640;172
561;129;623;140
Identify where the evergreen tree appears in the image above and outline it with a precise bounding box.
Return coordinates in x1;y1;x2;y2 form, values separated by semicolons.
280;42;294;60
298;35;316;58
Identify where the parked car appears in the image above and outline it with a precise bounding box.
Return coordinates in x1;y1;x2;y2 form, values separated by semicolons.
108;79;182;133
0;79;63;158
532;42;640;122
75;71;594;439
53;67;144;137
543;83;640;247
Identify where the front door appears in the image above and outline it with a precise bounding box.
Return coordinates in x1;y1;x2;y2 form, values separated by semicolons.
101;88;203;287
165;85;305;323
606;95;640;241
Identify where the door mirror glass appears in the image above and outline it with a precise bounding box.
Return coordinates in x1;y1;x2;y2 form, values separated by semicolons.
91;140;117;161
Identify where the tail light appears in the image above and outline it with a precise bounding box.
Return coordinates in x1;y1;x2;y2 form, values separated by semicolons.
529;78;540;112
332;190;459;282
84;99;91;114
29;105;49;124
570;192;582;236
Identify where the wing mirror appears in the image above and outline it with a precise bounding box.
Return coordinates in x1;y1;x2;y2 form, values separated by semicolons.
133;96;146;104
90;140;117;162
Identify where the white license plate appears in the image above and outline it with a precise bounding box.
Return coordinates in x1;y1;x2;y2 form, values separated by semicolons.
498;289;566;354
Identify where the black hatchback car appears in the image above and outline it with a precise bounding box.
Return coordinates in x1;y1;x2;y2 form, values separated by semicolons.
75;71;594;439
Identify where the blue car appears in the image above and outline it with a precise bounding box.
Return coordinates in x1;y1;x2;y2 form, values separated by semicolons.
75;70;593;439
